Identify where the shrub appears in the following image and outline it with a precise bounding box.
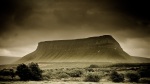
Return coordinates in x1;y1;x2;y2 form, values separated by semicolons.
126;73;140;82
57;72;70;79
85;68;94;72
138;66;150;77
84;73;101;82
42;70;52;80
140;78;150;83
67;69;83;77
42;74;51;80
0;69;15;79
16;64;32;81
16;63;42;81
28;62;42;80
110;71;124;82
89;64;100;68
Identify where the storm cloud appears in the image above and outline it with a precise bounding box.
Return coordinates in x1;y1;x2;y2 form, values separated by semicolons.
0;0;149;57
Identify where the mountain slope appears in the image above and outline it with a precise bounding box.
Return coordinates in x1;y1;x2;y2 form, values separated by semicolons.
17;35;144;63
0;56;21;65
131;56;150;63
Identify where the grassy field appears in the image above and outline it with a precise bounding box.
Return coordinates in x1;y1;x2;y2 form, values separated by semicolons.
0;62;150;84
0;81;144;84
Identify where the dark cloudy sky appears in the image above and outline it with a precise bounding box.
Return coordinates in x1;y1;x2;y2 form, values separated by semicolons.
0;0;150;58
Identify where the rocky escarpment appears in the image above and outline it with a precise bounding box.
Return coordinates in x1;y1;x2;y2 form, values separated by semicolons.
17;35;134;63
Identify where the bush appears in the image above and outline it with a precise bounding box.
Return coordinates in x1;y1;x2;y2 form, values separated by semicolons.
140;78;150;83
126;73;140;82
89;64;100;68
138;66;150;77
85;68;94;72
16;64;32;81
110;71;124;82
84;73;101;82
57;72;70;79
42;70;52;80
42;74;51;80
0;69;15;79
67;69;83;77
28;62;42;80
16;63;42;81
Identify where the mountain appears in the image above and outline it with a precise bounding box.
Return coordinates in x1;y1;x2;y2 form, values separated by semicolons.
131;56;150;63
0;56;21;65
16;35;149;63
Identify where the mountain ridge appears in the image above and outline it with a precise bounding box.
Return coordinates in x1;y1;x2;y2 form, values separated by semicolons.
16;35;149;63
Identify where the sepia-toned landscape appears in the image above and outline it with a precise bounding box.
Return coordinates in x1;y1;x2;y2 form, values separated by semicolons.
0;0;150;84
0;35;150;84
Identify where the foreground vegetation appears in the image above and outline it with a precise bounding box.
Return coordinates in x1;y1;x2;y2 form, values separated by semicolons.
0;62;150;83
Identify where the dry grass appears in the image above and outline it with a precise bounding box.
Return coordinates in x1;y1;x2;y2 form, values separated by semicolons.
0;62;150;84
0;81;142;84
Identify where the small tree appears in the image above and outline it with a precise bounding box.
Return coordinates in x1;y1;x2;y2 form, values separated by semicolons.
16;64;31;81
29;62;42;80
110;71;124;82
16;63;42;81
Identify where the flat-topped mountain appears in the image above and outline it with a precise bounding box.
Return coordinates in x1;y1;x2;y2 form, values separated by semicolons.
16;35;148;63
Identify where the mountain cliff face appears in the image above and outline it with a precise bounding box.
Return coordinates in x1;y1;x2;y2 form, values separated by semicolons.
17;35;134;63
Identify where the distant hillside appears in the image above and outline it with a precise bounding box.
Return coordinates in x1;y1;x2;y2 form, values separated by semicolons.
131;56;150;63
16;35;150;63
0;56;21;65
